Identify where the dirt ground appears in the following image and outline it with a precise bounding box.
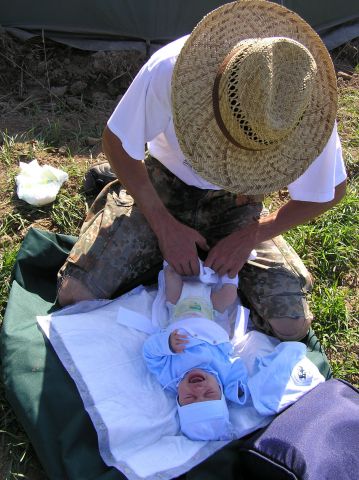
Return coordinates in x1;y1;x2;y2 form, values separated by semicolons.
0;33;358;211
0;34;358;203
0;33;146;155
0;33;358;144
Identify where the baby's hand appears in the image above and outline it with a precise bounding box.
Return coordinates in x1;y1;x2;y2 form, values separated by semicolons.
170;330;189;353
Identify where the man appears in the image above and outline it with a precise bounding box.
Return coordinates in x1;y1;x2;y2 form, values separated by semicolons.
57;1;346;341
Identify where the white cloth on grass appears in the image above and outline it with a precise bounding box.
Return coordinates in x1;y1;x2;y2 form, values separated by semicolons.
37;294;271;480
36;267;324;480
16;159;68;206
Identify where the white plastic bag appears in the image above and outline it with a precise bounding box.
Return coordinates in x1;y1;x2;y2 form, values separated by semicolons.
16;159;69;206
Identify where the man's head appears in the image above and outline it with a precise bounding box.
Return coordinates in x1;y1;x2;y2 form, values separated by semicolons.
177;369;233;441
171;0;337;195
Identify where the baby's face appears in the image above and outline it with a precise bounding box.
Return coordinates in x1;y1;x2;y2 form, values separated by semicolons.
178;369;221;406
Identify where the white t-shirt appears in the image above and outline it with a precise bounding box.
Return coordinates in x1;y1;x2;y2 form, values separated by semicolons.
107;36;347;202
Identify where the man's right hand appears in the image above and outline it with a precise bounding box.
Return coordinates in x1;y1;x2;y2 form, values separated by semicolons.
157;218;209;276
102;128;209;277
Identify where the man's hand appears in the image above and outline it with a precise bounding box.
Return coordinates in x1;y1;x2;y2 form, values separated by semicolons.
205;179;347;277
170;330;189;353
205;227;257;277
158;218;209;276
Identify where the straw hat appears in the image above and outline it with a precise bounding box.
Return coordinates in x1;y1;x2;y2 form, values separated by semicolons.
171;0;337;194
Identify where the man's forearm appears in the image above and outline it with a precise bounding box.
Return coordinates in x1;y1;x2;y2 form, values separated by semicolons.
102;126;174;234
204;179;346;275
102;126;209;275
243;179;347;246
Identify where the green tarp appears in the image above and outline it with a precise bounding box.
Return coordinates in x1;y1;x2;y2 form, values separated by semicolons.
0;228;332;479
1;1;359;50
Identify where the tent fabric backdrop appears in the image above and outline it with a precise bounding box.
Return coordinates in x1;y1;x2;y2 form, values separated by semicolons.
1;0;359;51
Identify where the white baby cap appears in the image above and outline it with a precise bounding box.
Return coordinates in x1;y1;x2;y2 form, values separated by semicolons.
177;393;234;441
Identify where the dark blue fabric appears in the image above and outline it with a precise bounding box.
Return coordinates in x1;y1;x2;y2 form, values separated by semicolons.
235;379;359;480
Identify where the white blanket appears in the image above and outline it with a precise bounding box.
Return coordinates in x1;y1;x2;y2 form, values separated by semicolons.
37;285;277;480
37;267;324;480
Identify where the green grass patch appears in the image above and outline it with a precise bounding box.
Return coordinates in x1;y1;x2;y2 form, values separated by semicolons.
285;185;359;284
0;382;45;480
0;243;20;320
285;183;359;386
51;192;86;235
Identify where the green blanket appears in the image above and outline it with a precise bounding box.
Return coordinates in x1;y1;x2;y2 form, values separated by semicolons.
0;228;332;480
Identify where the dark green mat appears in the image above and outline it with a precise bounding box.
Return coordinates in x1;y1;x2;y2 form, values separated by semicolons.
0;228;332;480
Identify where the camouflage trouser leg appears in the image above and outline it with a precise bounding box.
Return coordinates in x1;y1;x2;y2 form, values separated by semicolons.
57;160;170;298
58;156;313;339
239;236;313;340
57;156;209;298
188;189;313;341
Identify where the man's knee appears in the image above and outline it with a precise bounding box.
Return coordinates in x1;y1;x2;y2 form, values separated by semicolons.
57;276;97;306
248;286;313;341
269;314;312;341
250;310;312;341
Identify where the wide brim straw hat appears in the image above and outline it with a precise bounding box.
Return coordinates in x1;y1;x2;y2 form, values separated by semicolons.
171;0;337;194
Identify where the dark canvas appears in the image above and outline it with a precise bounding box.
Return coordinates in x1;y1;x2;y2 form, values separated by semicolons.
1;1;358;44
235;379;359;480
0;228;335;479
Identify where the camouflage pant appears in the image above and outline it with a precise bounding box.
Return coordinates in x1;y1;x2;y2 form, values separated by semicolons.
58;156;313;340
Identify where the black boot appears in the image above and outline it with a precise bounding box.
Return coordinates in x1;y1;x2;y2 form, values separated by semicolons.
83;162;117;194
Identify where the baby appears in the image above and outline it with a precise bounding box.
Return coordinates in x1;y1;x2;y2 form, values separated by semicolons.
143;264;248;441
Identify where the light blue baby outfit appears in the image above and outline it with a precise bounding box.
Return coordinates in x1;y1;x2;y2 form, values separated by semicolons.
142;318;249;405
143;271;325;436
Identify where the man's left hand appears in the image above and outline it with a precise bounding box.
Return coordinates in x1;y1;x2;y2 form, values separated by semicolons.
204;228;256;277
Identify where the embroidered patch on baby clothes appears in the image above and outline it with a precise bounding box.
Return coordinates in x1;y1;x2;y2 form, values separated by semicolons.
291;361;314;386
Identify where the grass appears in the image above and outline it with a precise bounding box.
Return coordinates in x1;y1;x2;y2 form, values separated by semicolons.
0;129;89;480
0;40;358;480
284;185;358;283
282;85;359;385
0;244;20;319
0;380;43;480
0;132;23;167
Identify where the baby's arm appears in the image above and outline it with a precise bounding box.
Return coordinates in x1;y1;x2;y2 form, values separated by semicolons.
211;274;239;312
165;264;183;304
143;331;183;393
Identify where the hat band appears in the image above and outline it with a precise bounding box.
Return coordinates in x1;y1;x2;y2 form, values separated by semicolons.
212;57;251;151
212;46;277;152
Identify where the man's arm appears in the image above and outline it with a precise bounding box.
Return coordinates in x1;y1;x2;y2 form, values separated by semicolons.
102;126;209;275
205;180;347;277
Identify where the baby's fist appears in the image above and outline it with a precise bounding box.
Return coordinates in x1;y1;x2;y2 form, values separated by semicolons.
170;330;189;353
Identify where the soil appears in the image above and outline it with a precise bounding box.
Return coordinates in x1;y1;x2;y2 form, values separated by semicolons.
0;33;358;148
0;33;146;154
0;33;358;217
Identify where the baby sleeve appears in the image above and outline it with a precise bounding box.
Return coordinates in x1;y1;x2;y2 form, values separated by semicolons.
223;358;249;405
